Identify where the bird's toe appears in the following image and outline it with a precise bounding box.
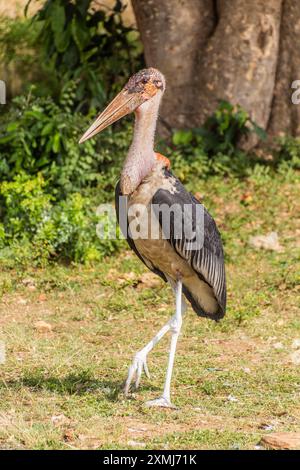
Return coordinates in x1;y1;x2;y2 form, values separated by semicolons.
145;396;177;409
124;351;150;395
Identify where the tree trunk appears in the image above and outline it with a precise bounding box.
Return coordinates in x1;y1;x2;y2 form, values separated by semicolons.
133;0;300;143
268;0;300;136
193;0;282;130
132;0;216;133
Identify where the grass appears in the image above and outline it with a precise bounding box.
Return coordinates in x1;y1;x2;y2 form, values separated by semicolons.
0;168;299;450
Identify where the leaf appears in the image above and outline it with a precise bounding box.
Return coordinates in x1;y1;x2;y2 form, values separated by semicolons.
41;122;54;136
71;16;90;52
76;0;91;16
54;26;71;53
250;121;267;141
24;110;44;120
172;130;193;146
52;133;61;153
50;2;66;34
6;122;20;132
62;43;79;68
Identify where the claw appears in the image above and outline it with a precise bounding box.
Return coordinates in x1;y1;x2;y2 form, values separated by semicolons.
124;351;150;395
145;396;177;409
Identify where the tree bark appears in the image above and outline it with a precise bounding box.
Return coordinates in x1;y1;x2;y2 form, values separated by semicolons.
132;0;216;133
193;0;282;131
268;0;300;136
133;0;300;143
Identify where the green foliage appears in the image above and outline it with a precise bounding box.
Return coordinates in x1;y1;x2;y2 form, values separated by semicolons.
198;101;267;154
276;135;300;170
166;102;270;183
0;85;129;266
0;15;57;100
0;85;130;198
0;16;37;75
0;173;121;266
0;17;27;62
29;0;143;110
0;173;52;238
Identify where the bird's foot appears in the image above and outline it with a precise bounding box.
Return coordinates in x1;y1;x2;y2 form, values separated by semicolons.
145;396;177;409
124;350;150;395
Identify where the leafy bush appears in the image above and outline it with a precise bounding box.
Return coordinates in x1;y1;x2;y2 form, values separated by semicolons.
29;0;143;110
0;16;37;80
164;101;269;182
0;84;130;199
0;1;142;108
197;101;266;155
276;135;300;170
0;82;131;266
0;14;58;100
0;173;121;266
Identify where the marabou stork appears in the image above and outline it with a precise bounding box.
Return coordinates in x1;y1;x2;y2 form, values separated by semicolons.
79;68;226;408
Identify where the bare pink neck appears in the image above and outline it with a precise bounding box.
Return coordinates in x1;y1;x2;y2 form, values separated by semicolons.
120;92;162;195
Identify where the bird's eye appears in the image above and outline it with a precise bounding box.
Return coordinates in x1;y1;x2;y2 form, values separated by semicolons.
154;80;162;88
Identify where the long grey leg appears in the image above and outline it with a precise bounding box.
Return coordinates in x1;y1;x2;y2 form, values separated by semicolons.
124;277;186;396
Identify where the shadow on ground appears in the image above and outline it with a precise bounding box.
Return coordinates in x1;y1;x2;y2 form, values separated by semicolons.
1;370;161;401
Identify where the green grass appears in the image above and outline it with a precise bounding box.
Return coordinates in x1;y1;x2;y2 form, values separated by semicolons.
0;169;299;450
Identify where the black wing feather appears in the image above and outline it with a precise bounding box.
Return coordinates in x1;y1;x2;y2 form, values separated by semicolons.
152;169;226;319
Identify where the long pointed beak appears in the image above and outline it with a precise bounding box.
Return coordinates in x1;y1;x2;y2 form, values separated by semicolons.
79;89;144;143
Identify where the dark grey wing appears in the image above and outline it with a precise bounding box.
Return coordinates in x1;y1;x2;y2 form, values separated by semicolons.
115;181;167;283
152;169;226;318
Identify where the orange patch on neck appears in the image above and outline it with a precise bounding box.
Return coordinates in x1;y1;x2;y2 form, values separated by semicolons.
155;152;171;169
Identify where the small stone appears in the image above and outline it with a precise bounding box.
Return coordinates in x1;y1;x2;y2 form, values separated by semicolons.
260;433;300;450
128;426;147;433
51;414;70;427
34;321;53;333
127;440;146;448
259;423;274;431
227;394;238;402
22;278;35;286
273;342;284;350
27;285;36;291
292;339;300;350
249;232;283;252
290;350;300;365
